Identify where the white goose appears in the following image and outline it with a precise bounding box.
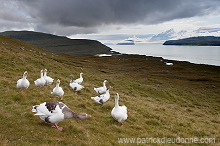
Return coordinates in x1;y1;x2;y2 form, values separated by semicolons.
43;69;54;85
111;93;128;125
94;80;108;95
32;101;91;131
73;73;83;84
51;79;64;100
16;71;30;92
70;79;84;92
91;86;112;104
34;70;46;87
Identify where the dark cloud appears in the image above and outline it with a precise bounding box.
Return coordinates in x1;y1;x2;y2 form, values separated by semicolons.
1;0;220;35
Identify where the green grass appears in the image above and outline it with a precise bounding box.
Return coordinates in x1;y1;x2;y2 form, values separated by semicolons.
0;35;220;145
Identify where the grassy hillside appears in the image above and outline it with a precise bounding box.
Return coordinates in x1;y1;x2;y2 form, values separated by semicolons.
0;31;112;55
0;35;220;145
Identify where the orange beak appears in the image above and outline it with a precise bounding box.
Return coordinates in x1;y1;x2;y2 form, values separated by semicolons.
86;115;92;118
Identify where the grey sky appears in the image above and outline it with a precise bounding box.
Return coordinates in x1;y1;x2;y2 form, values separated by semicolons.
0;0;220;36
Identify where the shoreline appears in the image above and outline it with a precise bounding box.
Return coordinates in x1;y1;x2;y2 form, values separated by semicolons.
96;52;220;67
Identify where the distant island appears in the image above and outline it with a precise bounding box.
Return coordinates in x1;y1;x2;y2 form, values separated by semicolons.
117;39;135;45
163;36;220;46
0;31;112;55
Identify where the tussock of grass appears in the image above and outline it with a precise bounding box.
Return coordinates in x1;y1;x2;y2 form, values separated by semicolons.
0;35;220;145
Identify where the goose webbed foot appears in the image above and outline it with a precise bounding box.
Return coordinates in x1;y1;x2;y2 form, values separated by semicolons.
52;124;63;131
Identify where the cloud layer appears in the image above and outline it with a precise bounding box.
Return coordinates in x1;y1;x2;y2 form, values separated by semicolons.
1;0;220;35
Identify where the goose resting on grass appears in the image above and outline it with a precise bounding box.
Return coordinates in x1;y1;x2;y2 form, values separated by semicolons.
94;80;108;95
70;79;84;92
111;93;127;126
91;86;112;104
43;69;54;85
32;101;91;131
51;79;64;100
34;70;46;87
16;71;30;92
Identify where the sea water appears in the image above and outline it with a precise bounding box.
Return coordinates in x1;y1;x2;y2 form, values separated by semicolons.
107;43;220;66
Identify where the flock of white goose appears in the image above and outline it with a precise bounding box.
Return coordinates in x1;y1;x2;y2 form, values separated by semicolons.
16;70;128;131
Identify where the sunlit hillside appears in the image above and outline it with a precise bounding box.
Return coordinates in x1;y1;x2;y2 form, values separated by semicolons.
0;35;219;145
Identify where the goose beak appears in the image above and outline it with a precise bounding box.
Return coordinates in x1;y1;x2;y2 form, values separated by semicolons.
86;115;92;118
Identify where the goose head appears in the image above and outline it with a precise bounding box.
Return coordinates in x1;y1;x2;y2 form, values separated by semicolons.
56;79;61;85
107;86;112;90
23;71;28;78
115;93;119;100
24;71;28;75
77;113;92;120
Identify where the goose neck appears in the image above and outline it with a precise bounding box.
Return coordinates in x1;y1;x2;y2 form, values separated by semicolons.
41;72;44;78
65;110;79;119
56;82;60;87
115;97;119;107
23;74;27;79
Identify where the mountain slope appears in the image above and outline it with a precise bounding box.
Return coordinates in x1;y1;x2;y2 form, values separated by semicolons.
163;36;220;46
0;35;219;145
0;31;112;55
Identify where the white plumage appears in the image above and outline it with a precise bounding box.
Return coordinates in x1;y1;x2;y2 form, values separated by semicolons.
34;70;46;87
91;86;111;104
32;101;91;131
73;72;83;84
111;93;128;124
43;69;54;85
32;102;64;124
16;71;30;92
51;79;64;100
70;80;84;91
94;80;108;95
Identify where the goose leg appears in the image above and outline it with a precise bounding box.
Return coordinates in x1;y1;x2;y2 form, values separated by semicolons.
23;89;27;93
52;124;63;131
21;89;26;97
